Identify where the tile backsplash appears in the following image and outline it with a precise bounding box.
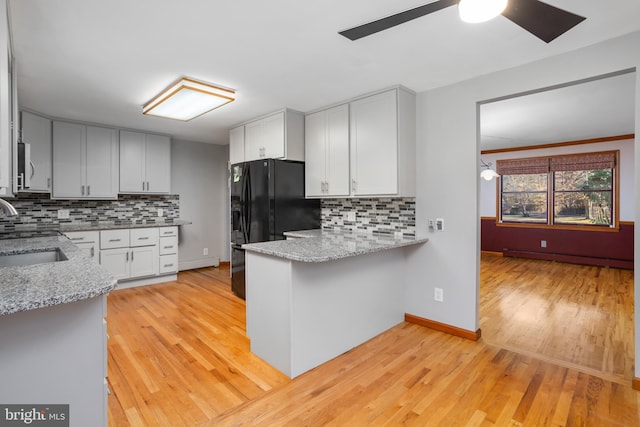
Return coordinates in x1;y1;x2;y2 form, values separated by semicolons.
321;198;415;236
0;193;179;231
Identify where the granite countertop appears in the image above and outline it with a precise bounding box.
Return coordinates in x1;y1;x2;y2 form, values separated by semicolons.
243;229;428;262
0;235;117;316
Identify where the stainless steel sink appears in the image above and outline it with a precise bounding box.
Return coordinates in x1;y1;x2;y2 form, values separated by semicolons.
0;249;68;268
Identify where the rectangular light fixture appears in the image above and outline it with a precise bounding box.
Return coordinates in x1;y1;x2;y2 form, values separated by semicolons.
142;77;235;121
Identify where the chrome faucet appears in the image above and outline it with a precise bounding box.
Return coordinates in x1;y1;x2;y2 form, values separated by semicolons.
0;198;18;216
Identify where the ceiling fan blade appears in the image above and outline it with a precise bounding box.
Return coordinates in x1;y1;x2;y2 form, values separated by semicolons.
502;0;586;43
339;0;458;41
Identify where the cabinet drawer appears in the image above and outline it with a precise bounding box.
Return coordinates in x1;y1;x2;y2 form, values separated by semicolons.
159;236;178;255
100;229;130;249
65;230;99;243
159;226;178;237
130;228;158;247
159;254;178;274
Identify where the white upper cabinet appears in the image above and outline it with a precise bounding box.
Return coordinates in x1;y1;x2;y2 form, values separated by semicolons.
20;111;52;192
349;88;415;197
305;104;350;197
0;0;16;196
52;121;118;199
230;109;304;163
119;130;171;194
229;125;245;165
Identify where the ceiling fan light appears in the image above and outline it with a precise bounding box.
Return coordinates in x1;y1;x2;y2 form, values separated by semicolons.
459;0;508;24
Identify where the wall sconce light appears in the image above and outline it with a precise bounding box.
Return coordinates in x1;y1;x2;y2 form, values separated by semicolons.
480;159;500;181
143;77;235;121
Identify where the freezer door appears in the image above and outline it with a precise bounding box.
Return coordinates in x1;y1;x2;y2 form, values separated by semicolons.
231;246;246;300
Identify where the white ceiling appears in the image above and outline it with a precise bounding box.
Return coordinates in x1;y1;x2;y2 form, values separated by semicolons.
8;1;640;146
481;71;636;151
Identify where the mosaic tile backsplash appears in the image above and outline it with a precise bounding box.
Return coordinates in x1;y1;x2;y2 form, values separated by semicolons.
0;193;179;231
321;198;415;236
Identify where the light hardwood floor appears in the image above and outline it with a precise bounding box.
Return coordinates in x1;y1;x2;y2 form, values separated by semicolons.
107;260;639;426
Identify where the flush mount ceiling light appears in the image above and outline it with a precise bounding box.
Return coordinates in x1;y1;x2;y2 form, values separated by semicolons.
142;77;235;121
458;0;508;23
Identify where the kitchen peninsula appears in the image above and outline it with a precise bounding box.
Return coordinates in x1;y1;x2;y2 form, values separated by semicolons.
243;229;427;378
0;235;116;426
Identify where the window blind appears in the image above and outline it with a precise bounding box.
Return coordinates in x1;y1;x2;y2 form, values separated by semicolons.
496;157;549;175
550;152;615;172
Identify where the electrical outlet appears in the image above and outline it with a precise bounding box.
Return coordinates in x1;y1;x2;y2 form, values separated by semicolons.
541;240;547;248
434;288;444;302
394;231;402;239
347;211;356;222
203;248;209;256
57;209;70;219
157;208;164;217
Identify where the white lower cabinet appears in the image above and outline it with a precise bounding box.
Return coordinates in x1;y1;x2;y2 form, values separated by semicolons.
64;226;179;287
64;230;99;261
100;228;158;281
158;226;178;274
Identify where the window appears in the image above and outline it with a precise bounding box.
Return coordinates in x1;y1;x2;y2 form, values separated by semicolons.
497;151;617;229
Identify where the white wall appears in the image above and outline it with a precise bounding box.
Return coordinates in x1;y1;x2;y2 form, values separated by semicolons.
405;31;640;378
480;139;635;220
171;139;229;269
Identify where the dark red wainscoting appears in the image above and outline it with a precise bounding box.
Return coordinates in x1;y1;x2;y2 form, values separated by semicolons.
481;218;634;269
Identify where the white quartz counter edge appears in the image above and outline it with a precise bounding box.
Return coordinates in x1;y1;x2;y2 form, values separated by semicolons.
243;230;428;263
0;236;117;316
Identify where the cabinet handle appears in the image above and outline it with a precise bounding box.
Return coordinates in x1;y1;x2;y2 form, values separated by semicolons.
91;247;94;257
47;178;51;189
131;251;134;261
126;252;129;262
351;179;357;192
163;263;174;268
109;238;121;242
70;237;85;241
142;181;145;191
164;245;174;249
30;161;36;179
146;181;150;191
81;185;85;196
163;231;172;235
87;185;90;196
138;237;149;240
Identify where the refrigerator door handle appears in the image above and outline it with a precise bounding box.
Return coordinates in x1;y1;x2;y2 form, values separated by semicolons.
245;163;252;243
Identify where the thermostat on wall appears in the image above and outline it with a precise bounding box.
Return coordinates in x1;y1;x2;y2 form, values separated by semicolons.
436;218;444;231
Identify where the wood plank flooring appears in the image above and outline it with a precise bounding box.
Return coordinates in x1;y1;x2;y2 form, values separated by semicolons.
480;254;635;385
107;259;639;426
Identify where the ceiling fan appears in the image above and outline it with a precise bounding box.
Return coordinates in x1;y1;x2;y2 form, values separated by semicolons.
338;0;586;43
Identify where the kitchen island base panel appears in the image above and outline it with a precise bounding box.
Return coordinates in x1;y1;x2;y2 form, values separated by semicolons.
246;249;405;378
0;295;107;426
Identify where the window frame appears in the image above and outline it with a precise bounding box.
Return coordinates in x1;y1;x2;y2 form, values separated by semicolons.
495;150;620;232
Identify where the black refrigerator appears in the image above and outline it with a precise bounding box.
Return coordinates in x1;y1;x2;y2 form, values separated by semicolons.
230;159;320;299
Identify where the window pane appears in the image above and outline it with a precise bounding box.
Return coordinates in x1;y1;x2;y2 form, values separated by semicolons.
502;174;547;192
501;192;548;223
554;169;612;191
554;191;612;225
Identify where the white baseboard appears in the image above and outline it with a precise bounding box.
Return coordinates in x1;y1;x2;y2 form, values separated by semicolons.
179;257;219;271
116;273;178;290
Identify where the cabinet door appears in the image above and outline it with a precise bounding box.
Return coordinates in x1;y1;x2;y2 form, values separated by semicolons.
119;130;146;192
85;126;118;198
52;121;85;198
304;110;326;197
261;112;285;159
130;246;158;279
99;248;130;281
350;90;398;196
244;119;264;161
229;126;245;165
325;104;350;196
75;241;98;261
145;134;171;193
21;111;52;192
